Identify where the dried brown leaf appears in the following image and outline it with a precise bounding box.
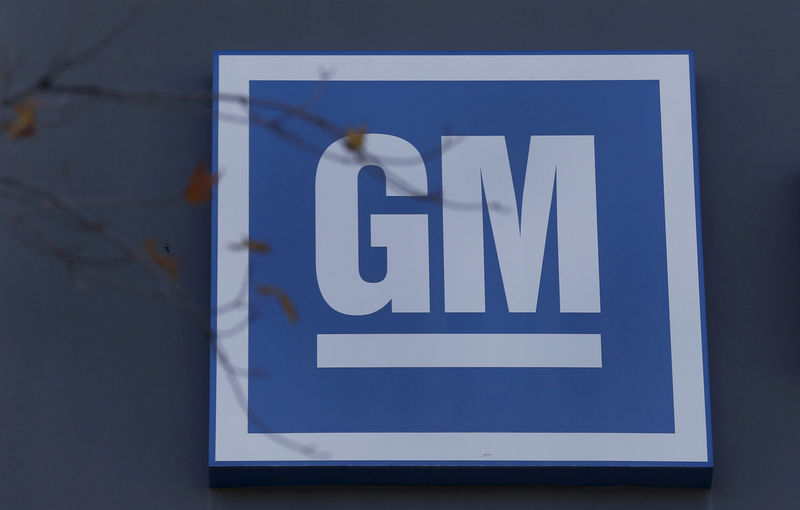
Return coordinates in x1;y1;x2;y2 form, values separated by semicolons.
231;238;271;253
8;101;36;139
256;284;297;323
278;294;297;323
143;238;179;279
183;163;217;204
344;126;366;152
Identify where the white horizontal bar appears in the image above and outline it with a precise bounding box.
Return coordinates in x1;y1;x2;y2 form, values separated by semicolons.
317;333;602;368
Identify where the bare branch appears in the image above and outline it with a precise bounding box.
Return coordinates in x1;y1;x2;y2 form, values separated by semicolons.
67;192;182;207
71;266;166;297
43;5;149;87
0;17;495;460
0;175;299;447
0;197;133;268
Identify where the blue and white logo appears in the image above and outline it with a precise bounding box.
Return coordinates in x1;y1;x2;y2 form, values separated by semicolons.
211;53;711;484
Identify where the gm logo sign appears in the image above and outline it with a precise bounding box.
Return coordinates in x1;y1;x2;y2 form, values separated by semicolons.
211;53;712;487
315;134;602;368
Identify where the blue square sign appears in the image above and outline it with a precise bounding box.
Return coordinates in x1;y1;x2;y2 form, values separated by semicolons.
210;53;712;487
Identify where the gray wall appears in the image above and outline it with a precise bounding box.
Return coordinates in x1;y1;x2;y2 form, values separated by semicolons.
1;1;797;508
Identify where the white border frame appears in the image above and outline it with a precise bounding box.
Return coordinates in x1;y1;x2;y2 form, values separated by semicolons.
213;54;708;463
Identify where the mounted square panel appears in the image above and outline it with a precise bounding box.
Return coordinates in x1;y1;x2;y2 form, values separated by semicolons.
210;52;712;487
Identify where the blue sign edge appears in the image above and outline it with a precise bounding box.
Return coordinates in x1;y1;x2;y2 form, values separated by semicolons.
209;51;713;488
209;49;220;482
209;465;712;488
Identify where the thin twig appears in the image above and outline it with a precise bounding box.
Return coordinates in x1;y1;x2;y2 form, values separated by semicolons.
0;177;282;418
72;266;166;297
67;192;182;207
0;199;133;268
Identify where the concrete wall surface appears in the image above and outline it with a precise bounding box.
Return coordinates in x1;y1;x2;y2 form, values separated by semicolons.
1;1;798;508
